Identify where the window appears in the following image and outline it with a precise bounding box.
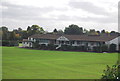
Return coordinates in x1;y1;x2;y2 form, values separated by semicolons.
66;41;69;44
72;41;74;44
91;42;94;45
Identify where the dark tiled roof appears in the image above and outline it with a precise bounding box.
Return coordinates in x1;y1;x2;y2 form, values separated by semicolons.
23;39;28;41
29;34;119;42
29;34;61;40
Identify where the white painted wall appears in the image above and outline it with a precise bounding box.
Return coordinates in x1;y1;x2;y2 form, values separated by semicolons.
22;42;29;47
22;42;32;47
72;41;79;46
105;36;120;50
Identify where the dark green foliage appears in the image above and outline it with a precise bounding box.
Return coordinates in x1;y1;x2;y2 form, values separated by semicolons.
2;40;9;46
33;41;40;48
2;40;19;46
39;44;47;49
9;32;16;40
0;26;9;40
101;30;105;34
101;61;120;79
59;45;69;51
0;25;45;46
27;26;31;31
93;44;109;52
21;31;28;39
33;43;57;50
89;29;96;35
101;44;109;52
81;46;87;51
57;30;64;35
64;24;83;35
47;44;57;50
53;28;58;33
109;44;117;52
93;46;101;52
59;45;87;51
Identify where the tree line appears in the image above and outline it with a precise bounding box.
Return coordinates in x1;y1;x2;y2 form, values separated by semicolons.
0;24;119;46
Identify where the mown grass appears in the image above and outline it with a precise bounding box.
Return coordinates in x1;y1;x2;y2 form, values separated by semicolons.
2;47;118;79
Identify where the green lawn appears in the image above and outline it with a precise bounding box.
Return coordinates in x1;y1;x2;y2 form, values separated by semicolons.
2;47;118;79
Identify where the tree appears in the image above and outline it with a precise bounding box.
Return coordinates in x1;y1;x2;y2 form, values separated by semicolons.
27;26;31;31
96;31;100;35
57;29;64;34
101;30;105;34
64;24;83;35
30;25;44;34
110;31;116;35
0;26;8;32
26;25;44;37
88;29;96;35
21;31;28;39
9;31;16;40
18;28;22;31
53;28;58;33
83;29;89;34
0;26;9;40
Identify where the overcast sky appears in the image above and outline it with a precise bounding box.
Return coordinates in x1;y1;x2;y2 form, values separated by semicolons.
0;0;119;32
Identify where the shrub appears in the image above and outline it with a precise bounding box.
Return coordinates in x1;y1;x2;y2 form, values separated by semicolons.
93;46;101;52
59;45;69;51
33;42;39;48
81;46;87;51
2;40;9;46
101;61;120;79
2;40;19;46
66;45;74;51
39;44;47;49
109;44;117;52
101;44;109;52
47;44;57;50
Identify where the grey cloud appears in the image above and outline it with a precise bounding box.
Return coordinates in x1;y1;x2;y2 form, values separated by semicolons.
55;14;117;24
69;1;109;15
1;1;118;31
2;2;67;20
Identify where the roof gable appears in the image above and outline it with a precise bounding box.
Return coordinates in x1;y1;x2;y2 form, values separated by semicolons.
57;36;69;41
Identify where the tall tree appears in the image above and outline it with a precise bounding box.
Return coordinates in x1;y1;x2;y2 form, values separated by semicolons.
64;24;83;35
101;30;106;34
57;29;64;34
53;28;58;33
18;28;22;31
0;26;9;40
31;25;44;34
89;29;96;35
27;26;31;31
9;31;16;40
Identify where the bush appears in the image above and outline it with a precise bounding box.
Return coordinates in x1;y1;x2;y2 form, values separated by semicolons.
2;40;19;46
81;46;87;51
47;44;57;50
101;44;109;52
109;44;117;52
33;42;40;48
59;45;88;51
93;46;101;52
39;44;47;49
101;61;120;79
59;45;69;51
2;40;9;46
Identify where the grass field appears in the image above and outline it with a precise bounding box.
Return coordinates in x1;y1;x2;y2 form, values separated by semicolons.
2;47;118;79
